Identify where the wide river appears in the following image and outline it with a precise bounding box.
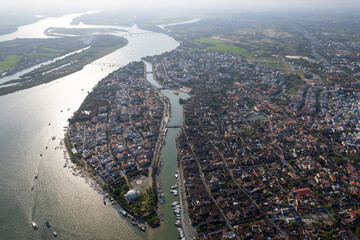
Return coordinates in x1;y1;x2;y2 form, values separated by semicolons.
0;12;189;240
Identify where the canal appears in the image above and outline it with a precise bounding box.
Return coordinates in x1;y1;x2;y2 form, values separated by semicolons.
144;61;189;240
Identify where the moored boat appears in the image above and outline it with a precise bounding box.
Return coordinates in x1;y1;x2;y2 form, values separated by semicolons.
119;208;127;217
52;229;57;237
31;222;38;229
45;220;50;228
138;224;146;232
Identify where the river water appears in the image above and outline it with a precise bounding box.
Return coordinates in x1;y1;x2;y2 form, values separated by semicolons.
0;12;189;240
144;62;190;240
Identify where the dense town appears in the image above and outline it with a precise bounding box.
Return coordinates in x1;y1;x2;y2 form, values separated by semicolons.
143;16;360;239
62;15;360;240
65;61;165;227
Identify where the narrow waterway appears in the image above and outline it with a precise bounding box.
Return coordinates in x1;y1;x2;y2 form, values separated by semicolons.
0;12;193;240
144;62;189;240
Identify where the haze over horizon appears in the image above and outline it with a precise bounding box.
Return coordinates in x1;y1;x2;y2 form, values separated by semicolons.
3;0;360;14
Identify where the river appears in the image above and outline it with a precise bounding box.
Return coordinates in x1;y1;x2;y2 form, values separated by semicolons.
0;12;189;240
144;62;190;240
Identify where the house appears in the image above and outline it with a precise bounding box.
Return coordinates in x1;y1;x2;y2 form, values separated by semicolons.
292;187;312;197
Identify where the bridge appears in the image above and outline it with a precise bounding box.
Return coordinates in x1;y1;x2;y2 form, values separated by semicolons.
167;125;181;128
117;32;165;37
88;32;166;69
90;62;124;68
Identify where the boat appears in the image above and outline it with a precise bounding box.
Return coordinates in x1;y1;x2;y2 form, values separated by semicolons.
40;153;42;157
35;174;38;179
175;220;181;227
31;222;38;229
131;221;138;226
170;189;178;195
52;229;57;237
171;184;178;189
171;201;178;207
67;108;70;111
175;174;178;179
138;224;146;232
60;110;63;113
103;197;106;205
31;186;34;190
161;216;164;221
45;220;50;228
52;136;56;140
119;208;127;217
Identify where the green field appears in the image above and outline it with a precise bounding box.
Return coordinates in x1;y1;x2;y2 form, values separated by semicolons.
42;47;65;53
0;55;22;73
195;38;223;44
24;48;65;57
195;38;247;54
206;44;247;54
25;52;56;57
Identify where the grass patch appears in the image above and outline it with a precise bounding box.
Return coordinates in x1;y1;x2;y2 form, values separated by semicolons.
195;38;248;54
24;48;65;57
284;74;304;95
0;55;22;73
42;47;65;53
207;44;247;54
25;52;55;57
195;38;223;44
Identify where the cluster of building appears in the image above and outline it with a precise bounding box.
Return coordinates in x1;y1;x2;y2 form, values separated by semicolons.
67;62;164;186
148;40;360;239
151;49;284;96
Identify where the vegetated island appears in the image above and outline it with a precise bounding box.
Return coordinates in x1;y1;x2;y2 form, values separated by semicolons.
0;35;127;96
64;61;167;228
0;37;91;77
45;27;127;36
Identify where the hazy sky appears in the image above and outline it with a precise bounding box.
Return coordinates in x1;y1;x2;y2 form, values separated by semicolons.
3;0;360;12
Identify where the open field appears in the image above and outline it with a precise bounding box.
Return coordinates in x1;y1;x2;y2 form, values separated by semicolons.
0;55;22;74
206;44;247;54
196;38;247;54
42;47;65;53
